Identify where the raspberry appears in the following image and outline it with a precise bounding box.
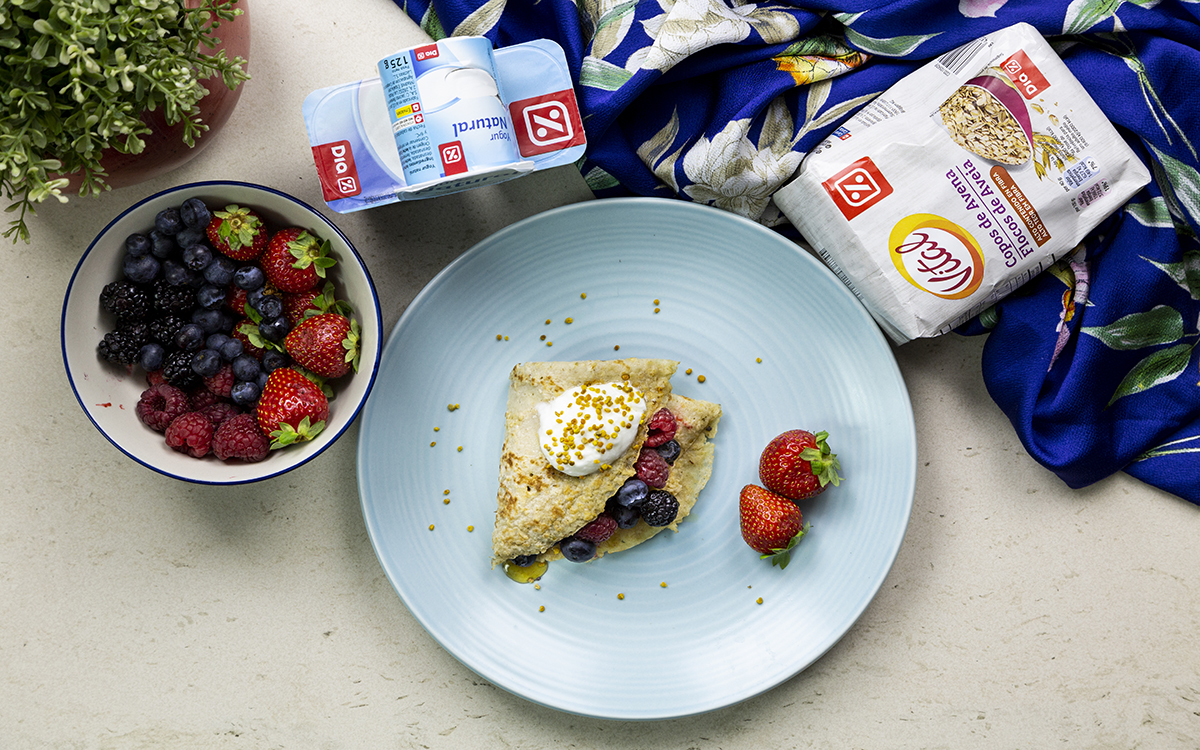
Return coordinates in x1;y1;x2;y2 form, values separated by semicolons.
135;384;190;432
203;365;235;398
575;514;617;545
164;412;214;457
640;489;679;527
213;413;270;462
634;445;671;488
146;369;167;387
644;408;677;447
200;401;241;426
188;386;223;411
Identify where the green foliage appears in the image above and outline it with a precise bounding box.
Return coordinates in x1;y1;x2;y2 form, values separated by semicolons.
0;0;250;242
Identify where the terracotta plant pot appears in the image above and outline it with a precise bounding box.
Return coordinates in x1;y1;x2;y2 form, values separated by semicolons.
60;0;251;191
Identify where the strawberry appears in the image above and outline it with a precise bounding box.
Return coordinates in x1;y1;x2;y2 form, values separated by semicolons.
283;312;360;379
282;281;349;324
206;205;268;261
758;429;843;500
261;228;336;293
739;484;809;569
255;368;329;448
230;318;267;359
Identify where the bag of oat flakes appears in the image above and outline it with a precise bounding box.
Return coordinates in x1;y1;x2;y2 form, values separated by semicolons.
773;22;1151;344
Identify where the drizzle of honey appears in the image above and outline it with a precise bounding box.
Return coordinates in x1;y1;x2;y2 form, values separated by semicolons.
504;559;548;584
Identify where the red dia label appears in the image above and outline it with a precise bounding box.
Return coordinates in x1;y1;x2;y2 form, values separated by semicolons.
822;156;894;221
509;89;587;157
312;141;361;201
1001;50;1050;100
439;140;468;176
414;43;440;62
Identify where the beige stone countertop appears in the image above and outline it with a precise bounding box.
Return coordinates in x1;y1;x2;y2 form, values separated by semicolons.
4;1;1198;747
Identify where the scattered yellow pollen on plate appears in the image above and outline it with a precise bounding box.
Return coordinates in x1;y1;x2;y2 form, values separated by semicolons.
545;319;551;325
443;489;450;495
430;441;436;447
660;582;667;588
546;341;553;347
697;375;706;383
434;427;440;432
613;345;620;351
448;403;459;411
443;498;450;505
428;524;435;531
467;525;474;532
756;357;762;363
504;335;509;340
581;292;587;299
685;368;692;375
617;593;625;600
539;605;545;612
540;334;546;341
653;299;660;305
496;334;502;340
756;597;764;605
534;584;541;590
565;317;573;324
457;446;463;452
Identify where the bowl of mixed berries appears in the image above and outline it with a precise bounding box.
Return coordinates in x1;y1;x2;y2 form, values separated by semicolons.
62;181;382;484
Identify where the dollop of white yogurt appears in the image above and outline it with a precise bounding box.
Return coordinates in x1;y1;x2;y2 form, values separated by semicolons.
536;381;647;476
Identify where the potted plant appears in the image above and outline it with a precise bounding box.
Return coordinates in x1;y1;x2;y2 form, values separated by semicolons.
0;0;250;243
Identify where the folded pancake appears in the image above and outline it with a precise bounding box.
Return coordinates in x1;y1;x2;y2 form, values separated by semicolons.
492;358;721;566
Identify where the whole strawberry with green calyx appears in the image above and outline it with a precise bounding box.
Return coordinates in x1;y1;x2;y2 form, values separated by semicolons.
255;368;329;448
283;281;352;325
207;205;269;261
739;484;810;569
283;312;360;379
758;429;843;500
261;228;337;293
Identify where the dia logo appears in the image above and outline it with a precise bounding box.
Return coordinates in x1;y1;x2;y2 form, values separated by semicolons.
509;89;586;157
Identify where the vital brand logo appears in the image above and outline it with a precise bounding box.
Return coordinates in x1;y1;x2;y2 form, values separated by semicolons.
1001;50;1049;100
888;214;984;300
509;89;587;157
439;140;468;176
414;43;440;62
312;141;361;201
823;156;893;221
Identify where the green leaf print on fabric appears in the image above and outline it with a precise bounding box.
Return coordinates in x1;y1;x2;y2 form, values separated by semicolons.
844;27;941;57
1081;305;1184;350
1147;143;1200;229
1106;342;1196;405
452;0;507;37
580;56;635;91
1142;250;1200;300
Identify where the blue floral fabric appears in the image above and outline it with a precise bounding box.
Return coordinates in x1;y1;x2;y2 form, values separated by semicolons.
394;0;1200;505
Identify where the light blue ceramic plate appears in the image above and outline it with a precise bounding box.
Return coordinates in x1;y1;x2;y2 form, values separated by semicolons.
357;198;916;719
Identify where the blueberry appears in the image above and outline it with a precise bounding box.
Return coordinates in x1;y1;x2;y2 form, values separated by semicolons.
609;503;640;529
206;332;231;351
231;353;261;382
203;256;236;286
219;337;245;361
125;233;152;257
162;259;195;287
253;293;284;320
261;349;288;372
191;308;227;334
256;370;269;392
174;323;205;351
149;230;178;259
154;207;185;236
614;477;649;508
123;253;161;284
233;265;265;291
182;243;213;272
179;197;213;229
191;348;223;378
138;342;165;371
196;284;226;309
559;537;596;563
230;380;260;406
258;315;290;342
511;554;537;567
654;439;681;465
175;226;206;250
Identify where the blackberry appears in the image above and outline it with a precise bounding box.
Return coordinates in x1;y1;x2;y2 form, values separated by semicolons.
148;315;187;347
640;490;679;527
99;280;150;322
152;278;196;315
97;328;144;364
162;350;200;389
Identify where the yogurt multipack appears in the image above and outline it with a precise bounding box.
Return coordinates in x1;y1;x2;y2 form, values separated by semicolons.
303;37;587;212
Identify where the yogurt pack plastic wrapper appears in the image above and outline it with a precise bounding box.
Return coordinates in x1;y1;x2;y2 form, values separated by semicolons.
773;22;1150;344
303;37;586;212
